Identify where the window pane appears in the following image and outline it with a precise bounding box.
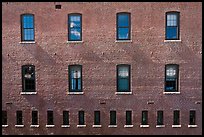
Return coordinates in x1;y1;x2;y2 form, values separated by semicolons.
63;111;69;125
118;28;129;39
166;27;178;39
142;111;148;125
79;111;84;125
126;111;132;125
24;29;34;41
32;111;38;125
189;110;196;125
70;28;81;40
118;14;129;27
94;111;100;125
118;78;129;91
23;15;34;28
173;110;180;125
47;111;54;125
2;111;7;125
118;66;129;78
17;111;23;125
70;16;81;28
157;111;163;125
110;111;116;125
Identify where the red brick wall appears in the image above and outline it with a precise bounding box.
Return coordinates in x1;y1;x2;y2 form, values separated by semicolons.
2;2;202;135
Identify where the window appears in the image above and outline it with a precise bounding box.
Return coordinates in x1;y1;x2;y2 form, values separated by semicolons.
69;65;82;92
2;111;7;125
94;111;100;125
141;111;148;125
21;14;35;41
173;110;180;125
68;13;82;41
110;111;116;125
165;64;179;92
117;65;130;92
47;111;54;125
126;111;132;125
157;111;164;125
78;111;85;125
16;111;23;125
32;111;38;125
189;110;196;125
165;12;180;40
117;13;131;40
63;111;69;125
22;65;36;92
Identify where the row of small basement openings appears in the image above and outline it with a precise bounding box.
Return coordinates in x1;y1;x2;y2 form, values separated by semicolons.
2;110;198;128
20;11;180;42
22;64;179;94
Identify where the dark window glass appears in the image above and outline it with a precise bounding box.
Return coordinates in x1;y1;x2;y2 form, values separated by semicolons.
157;111;164;125
94;111;100;125
173;110;180;125
16;111;23;125
126;111;132;125
69;65;82;92
21;14;35;41
110;111;116;125
189;110;196;125
2;111;7;125
117;13;131;40
166;12;180;40
117;65;130;92
32;111;38;125
165;64;179;92
142;111;148;125
47;111;54;125
63;111;69;125
68;14;82;41
22;65;35;92
78;111;85;125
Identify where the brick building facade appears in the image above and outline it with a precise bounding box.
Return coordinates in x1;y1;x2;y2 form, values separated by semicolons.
2;2;202;135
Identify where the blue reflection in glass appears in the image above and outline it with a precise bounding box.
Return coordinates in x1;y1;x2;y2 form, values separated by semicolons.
166;27;177;39
118;79;129;91
118;28;129;39
69;15;81;41
118;14;129;27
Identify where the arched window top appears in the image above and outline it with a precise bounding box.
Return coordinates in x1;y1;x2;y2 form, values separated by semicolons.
166;11;180;14
68;13;82;16
117;12;131;15
21;13;34;17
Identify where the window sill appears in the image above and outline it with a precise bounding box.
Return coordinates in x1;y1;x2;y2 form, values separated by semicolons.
61;125;70;128
115;40;132;43
164;39;181;42
68;92;84;95
108;125;117;128
2;125;8;128
92;125;102;128
15;125;24;128
19;41;36;44
77;125;86;128
30;125;39;128
163;92;180;95
124;125;133;128
156;125;165;128
115;92;132;95
46;125;55;128
188;125;198;128
140;125;149;128
21;92;37;95
67;41;83;43
172;125;181;128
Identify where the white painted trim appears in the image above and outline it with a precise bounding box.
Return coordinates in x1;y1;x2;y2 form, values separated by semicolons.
61;125;70;128
172;125;181;128
15;125;24;128
140;125;149;128
77;125;86;128
46;125;55;128
108;125;117;128
124;125;133;128
68;92;84;95
115;40;132;43
92;125;102;128
21;92;37;95
2;125;8;127
30;125;39;128
164;39;181;42
115;92;132;95
188;125;198;128
156;125;165;128
67;41;83;43
163;92;180;95
19;41;36;44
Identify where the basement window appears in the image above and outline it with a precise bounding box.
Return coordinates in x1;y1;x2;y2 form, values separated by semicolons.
55;4;61;9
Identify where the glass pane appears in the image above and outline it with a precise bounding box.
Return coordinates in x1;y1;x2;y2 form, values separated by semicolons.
70;28;81;40
24;29;34;40
118;78;129;91
23;15;34;28
166;27;178;39
118;66;129;77
118;28;129;40
118;14;129;27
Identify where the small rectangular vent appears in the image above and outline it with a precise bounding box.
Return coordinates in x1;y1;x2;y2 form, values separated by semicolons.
55;5;61;9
